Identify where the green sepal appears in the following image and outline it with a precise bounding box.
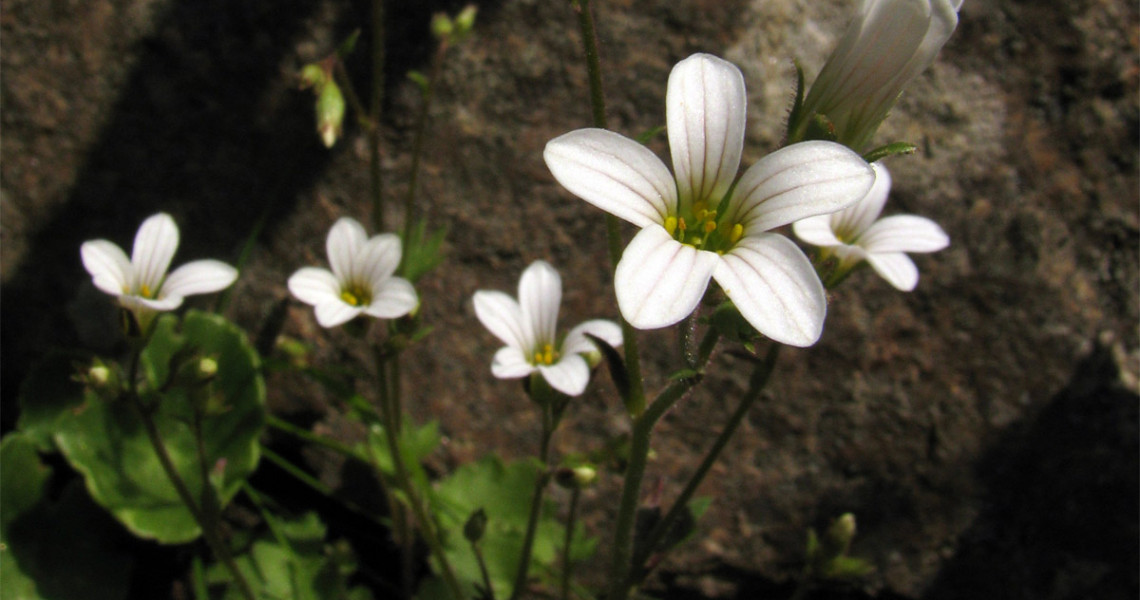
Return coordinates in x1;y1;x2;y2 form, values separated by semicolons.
585;332;632;411
785;60;808;144
861;141;918;164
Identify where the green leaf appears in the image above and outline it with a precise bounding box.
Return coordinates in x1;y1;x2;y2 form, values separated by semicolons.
51;311;266;544
400;218;447;283
426;456;595;599
1;433;134;600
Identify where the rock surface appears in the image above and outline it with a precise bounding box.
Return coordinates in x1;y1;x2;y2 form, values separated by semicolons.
2;0;1137;598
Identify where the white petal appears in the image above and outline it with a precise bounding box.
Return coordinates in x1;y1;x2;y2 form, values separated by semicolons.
288;267;341;306
81;239;133;295
562;319;623;356
544;129;676;229
614;226;718;329
121;294;183;313
866;252;920;291
539;354;590;397
713;234;827;347
473;290;530;351
315;301;364;328
724;142;874;234
491;347;537;379
518;261;561;348
161;260;237;299
132;213;179;292
326;218;368;283
792;216;845;248
364;277;418;319
859;215;949;253
356;234;402;289
666;53;747;212
832;161;891;238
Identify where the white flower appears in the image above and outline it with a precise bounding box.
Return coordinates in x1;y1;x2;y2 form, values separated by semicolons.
287;217;418;328
80;213;238;331
543;53;875;347
474;260;622;397
793;162;949;291
793;0;962;150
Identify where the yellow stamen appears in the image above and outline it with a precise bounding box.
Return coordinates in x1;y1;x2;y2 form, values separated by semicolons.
534;343;558;365
703;220;717;234
340;290;360;306
729;223;744;244
665;216;678;236
140;284;154;298
678;217;688;232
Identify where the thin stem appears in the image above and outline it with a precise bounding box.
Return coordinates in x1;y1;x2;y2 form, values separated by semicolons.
626;345;781;586
471;541;497;600
403;41;447;247
509;389;555;600
126;351;256;600
373;347;466;600
561;487;582;600
267;414;364;460
572;0;646;414
604;378;699;600
369;0;386;232
334;59;370;131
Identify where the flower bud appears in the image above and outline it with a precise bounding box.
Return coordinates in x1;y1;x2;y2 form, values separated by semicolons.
453;5;478;38
316;80;345;148
554;465;598;490
463;508;488;543
299;63;328;90
430;13;454;40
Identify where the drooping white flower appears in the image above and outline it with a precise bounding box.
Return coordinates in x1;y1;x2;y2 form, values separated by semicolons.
791;0;962;150
793;162;949;291
287;217;418;328
81;213;238;332
543;53;875;347
474;260;622;397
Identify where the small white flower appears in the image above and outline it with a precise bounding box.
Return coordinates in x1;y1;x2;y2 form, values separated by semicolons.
288;217;418;328
793;0;962;150
474;260;622;397
544;53;875;347
81;213;238;332
793;162;949;291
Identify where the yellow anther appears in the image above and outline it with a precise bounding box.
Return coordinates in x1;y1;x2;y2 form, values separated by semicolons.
534;343;558;365
729;223;744;244
703;220;717;234
678;217;688;232
140;284;154;298
340;290;360;306
665;216;678;236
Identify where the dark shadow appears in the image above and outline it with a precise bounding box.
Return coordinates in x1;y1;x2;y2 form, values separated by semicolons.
0;0;501;429
923;343;1140;600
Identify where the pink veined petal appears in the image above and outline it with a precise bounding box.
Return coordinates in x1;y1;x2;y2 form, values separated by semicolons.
326;217;368;283
614;226;718;329
724;142;874;234
161;260;237;299
865;252;920;291
792;215;845;248
666;53;747;213
539;354;591;397
518;261;561;349
832;161;892;238
473;290;531;351
81;239;133;296
544;129;676;229
562;319;623;356
491;346;537;379
314;300;364;328
858;215;950;253
132;213;180;293
713;233;827;347
364;277;418;319
356;234;403;290
288;267;342;307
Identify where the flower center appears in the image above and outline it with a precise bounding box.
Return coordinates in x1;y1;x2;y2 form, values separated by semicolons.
139;284;157;299
339;284;373;307
664;200;744;254
533;343;559;366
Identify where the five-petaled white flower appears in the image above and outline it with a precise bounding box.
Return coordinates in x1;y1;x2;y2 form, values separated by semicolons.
474;260;622;397
793;162;949;291
792;0;963;150
544;53;875;347
81;212;238;332
288;217;419;328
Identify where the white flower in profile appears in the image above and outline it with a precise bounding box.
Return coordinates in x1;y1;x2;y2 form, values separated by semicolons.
793;162;949;291
287;217;418;328
474;260;622;397
81;212;238;332
792;0;963;150
544;53;875;347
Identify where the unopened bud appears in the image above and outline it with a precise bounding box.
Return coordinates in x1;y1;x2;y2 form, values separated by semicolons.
316;81;345;148
299;63;327;89
197;357;219;381
88;365;112;387
554;465;597;490
822;513;857;560
430;13;453;40
453;5;478;37
463;508;487;543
